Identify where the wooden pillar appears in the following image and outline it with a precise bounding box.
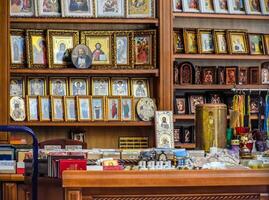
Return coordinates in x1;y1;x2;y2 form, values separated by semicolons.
3;183;17;200
158;0;173;110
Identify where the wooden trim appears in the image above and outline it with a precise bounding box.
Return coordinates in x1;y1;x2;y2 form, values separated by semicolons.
0;174;24;182
174;114;263;120
3;183;17;200
174;84;269;90
62;170;269;188
173;54;269;60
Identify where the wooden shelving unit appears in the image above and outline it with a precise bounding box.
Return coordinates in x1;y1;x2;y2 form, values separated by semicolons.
174;114;263;121
173;54;269;60
174;84;269;90
175;143;196;149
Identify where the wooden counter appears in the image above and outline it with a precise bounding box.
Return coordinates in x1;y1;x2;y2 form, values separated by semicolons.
63;170;269;200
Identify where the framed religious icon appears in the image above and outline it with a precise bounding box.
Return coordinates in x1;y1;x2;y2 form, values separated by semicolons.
26;30;47;68
10;29;26;68
91;77;110;96
69;77;89;96
174;127;181;145
64;96;77;121
61;0;94;17
47;30;79;68
10;77;25;97
197;29;215;54
10;0;35;17
179;62;194;85
175;97;186;114
181;126;194;143
214;0;229;13
26;96;39;121
136;97;157;121
249;67;260;84
194;65;202;84
173;0;183;11
114;31;133;68
71;44;92;69
264;35;269;54
106;97;121;121
111;78;130;96
244;0;261;14
199;0;214;13
238;67;248;85
261;62;269;84
248;34;264;55
27;77;46;96
202;67;216;84
91;97;105;121
228;0;245;14
35;0;61;17
10;97;26;122
225;67;237;85
38;96;51;121
260;0;269;14
183;29;198;54
77;96;91;121
213;30;228;54
81;31;114;68
121;97;134;121
155;111;174;149
131;78;150;98
49;77;68;96
182;0;200;12
96;0;125;17
217;66;226;84
127;0;155;18
227;31;248;54
250;97;259;114
173;29;184;54
133;30;156;69
206;93;223;104
51;96;64;121
188;95;205;114
174;62;180;84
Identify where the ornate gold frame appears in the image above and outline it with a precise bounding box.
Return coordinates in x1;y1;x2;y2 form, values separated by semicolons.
69;77;89;96
213;30;228;54
183;29;198;54
91;96;105;121
77;96;92;122
26;96;39;122
120;96;134;121
10;29;26;68
106;96;121;121
27;77;47;96
49;77;69;96
226;30;249;54
110;77;130;96
64;96;77;122
197;29;214;54
248;33;265;55
51;96;64;122
131;78;150;98
91;77;110;96
38;96;51;122
10;77;25;97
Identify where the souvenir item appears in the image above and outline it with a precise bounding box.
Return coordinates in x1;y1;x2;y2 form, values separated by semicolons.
261;62;269;84
28;77;46;96
179;62;193;85
91;97;105;121
207;94;223;104
194;65;202;84
121;97;134;121
238;67;248;85
136;98;157;121
228;0;246;14
71;44;92;69
38;96;50;121
26;30;47;68
225;67;237;85
183;29;198;54
69;78;88;96
174;29;184;54
27;96;38;121
248;34;264;55
174;128;181;144
264;35;269;54
64;97;77;121
10;97;26;122
227;31;248;54
249;67;260;84
131;78;150;98
214;0;229;13
62;0;94;17
199;0;214;13
127;0;155;18
188;95;205;114
173;0;183;11
77;96;91;121
198;29;214;54
91;77;110;96
72;132;85;143
10;0;35;17
96;0;125;17
10;30;26;68
49;77;68;96
114;31;132;68
111;78;129;96
106;97;120;121
47;30;79;68
202;67;216;84
182;0;200;12
182;127;194;143
51;96;64;121
175;97;186;114
213;30;228;54
155;111;174;149
217;66;225;84
244;0;261;14
250;97;259;114
260;0;269;14
36;0;61;17
10;77;25;97
174;62;180;84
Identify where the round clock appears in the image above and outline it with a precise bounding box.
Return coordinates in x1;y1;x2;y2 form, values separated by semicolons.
136;98;157;121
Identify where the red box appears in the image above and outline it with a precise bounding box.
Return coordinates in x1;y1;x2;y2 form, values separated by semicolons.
59;159;87;178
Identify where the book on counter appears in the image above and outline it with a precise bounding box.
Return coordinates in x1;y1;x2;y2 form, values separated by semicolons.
59;159;87;178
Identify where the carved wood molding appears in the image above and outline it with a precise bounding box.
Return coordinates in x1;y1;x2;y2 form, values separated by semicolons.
66;189;82;200
2;183;17;200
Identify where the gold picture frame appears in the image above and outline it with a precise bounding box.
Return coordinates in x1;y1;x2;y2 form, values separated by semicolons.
51;96;64;122
91;96;105;121
10;29;26;68
69;77;89;96
264;34;269;55
213;30;228;54
10;77;25;97
27;77;47;96
227;30;249;54
111;78;130;96
106;96;121;121
26;30;47;69
38;96;51;122
131;78;150;98
64;96;77;122
80;31;114;69
133;30;156;69
121;96;134;121
91;77;110;96
49;77;68;96
248;33;265;55
197;29;215;54
114;31;133;69
47;30;79;68
127;0;155;18
183;29;198;54
26;96;39;121
77;96;91;121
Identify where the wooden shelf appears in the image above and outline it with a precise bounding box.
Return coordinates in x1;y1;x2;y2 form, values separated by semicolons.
173;54;269;60
8;121;153;127
175;143;196;149
174;114;263;121
173;13;269;20
10;69;159;77
174;84;269;90
0;174;24;182
10;17;159;25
